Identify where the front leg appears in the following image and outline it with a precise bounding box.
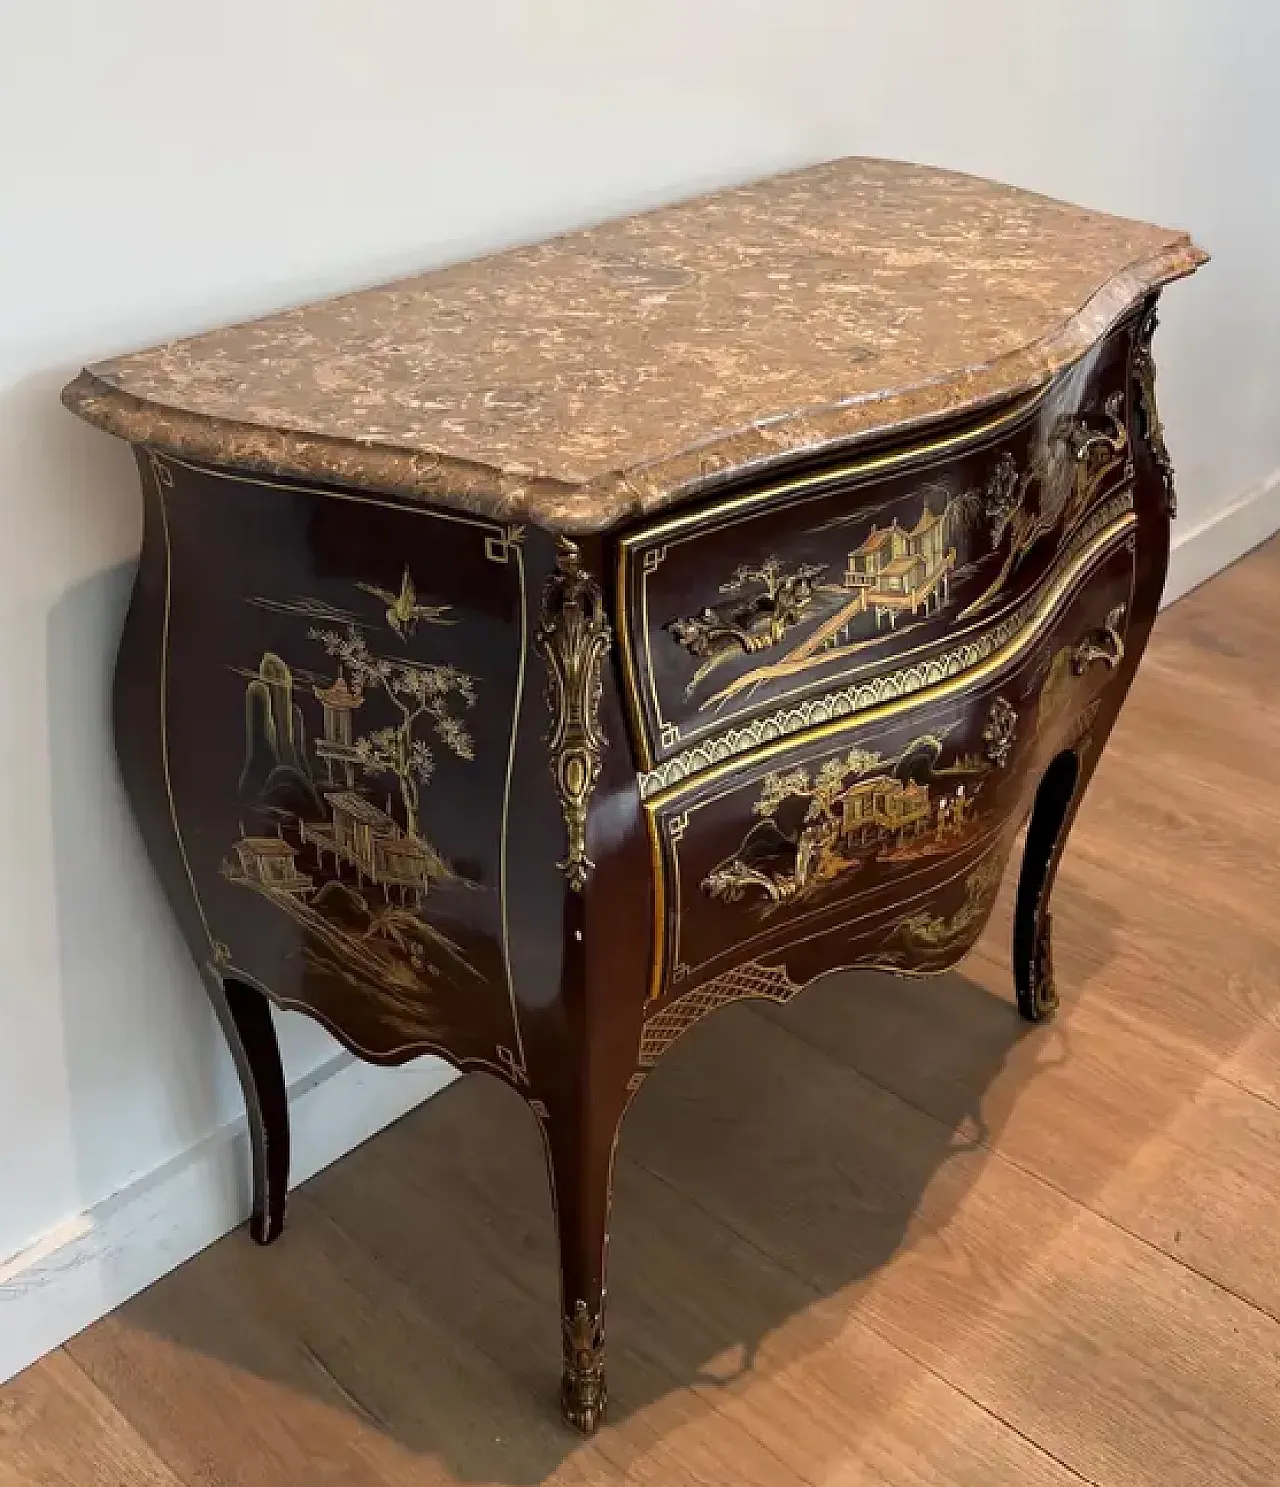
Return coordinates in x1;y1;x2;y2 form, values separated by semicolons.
528;532;653;1433
541;1086;624;1434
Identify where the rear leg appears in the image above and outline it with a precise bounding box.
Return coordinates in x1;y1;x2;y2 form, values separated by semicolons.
1013;750;1082;1022
211;972;291;1244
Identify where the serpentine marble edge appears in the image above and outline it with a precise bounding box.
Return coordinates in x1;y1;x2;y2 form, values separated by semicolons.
62;157;1206;534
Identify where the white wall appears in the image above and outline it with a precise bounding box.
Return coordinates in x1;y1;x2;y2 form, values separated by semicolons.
3;0;1277;1374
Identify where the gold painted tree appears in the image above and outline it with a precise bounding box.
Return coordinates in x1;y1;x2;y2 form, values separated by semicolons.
704;746;887;906
719;555;826;603
308;624;475;838
754;746;884;834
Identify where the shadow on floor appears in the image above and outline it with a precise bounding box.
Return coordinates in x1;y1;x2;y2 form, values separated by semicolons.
71;893;1119;1483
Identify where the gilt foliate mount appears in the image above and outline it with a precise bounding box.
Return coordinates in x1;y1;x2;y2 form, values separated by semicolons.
1133;304;1178;517
561;1300;607;1435
537;538;613;892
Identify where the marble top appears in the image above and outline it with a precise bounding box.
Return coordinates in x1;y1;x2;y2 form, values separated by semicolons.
63;157;1205;533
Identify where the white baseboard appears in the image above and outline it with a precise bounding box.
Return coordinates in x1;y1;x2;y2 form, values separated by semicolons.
0;1052;457;1384
1163;467;1280;606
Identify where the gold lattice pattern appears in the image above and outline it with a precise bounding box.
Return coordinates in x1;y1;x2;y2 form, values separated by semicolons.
639;960;801;1065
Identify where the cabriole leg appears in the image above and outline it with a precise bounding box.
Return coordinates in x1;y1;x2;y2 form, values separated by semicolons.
211;973;291;1244
1013;749;1082;1021
541;1093;623;1434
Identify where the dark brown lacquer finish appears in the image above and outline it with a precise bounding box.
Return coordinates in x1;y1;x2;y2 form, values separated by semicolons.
125;456;534;1074
64;159;1204;1434
619;328;1134;773
643;536;1137;1022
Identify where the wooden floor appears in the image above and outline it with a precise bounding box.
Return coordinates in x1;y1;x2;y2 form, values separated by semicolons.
5;536;1280;1487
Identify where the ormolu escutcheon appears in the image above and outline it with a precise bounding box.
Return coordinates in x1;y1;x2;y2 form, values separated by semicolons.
536;539;612;892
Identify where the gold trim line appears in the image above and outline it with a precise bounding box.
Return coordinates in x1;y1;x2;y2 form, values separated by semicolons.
649;507;1135;811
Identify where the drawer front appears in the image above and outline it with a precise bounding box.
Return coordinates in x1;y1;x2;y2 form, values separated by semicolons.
640;516;1136;1015
619;324;1133;775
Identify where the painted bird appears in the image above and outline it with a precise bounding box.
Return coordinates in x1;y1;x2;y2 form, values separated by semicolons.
358;567;453;640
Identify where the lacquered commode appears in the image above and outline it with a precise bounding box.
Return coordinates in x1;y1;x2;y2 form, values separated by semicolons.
62;158;1206;1433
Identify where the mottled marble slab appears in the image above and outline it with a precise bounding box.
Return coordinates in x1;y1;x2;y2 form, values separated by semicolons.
62;157;1206;533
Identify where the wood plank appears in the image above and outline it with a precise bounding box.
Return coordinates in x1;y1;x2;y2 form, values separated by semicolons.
1108;651;1280;769
629;1003;1280;1487
1074;764;1280;948
314;1076;1088;1487
758;958;1280;1319
1034;853;1280;1065
1089;1072;1280;1318
0;1349;183;1487
1220;1010;1280;1109
1154;535;1280;708
307;1081;811;1486
65;1185;602;1487
308;1076;864;1486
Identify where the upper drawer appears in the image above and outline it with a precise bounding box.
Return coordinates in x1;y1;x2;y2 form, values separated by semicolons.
617;322;1134;774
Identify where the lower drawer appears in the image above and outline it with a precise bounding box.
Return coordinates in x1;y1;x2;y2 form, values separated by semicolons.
641;516;1136;1010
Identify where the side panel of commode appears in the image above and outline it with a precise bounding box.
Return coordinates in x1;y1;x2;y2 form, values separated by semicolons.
119;452;535;1077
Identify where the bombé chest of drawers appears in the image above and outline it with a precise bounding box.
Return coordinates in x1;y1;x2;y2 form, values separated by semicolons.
63;157;1206;1434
